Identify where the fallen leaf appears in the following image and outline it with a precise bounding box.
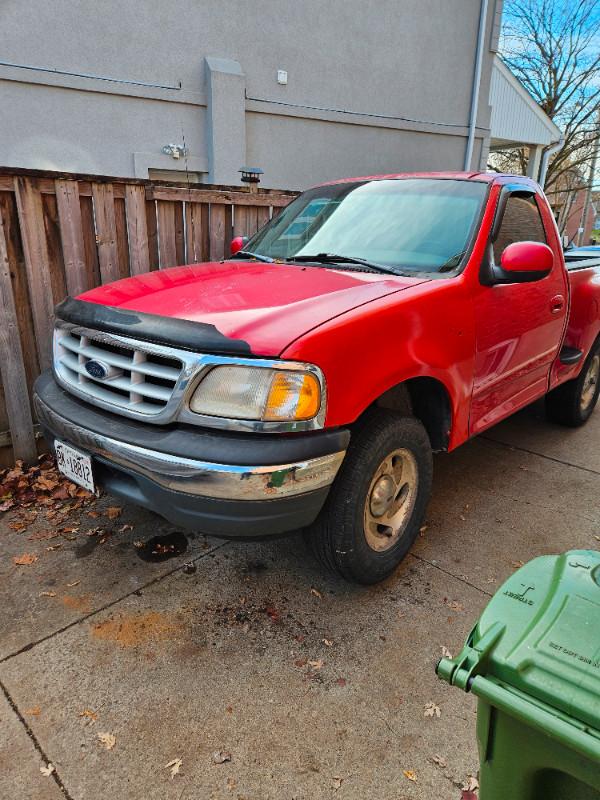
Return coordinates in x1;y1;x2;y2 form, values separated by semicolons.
13;553;37;566
87;510;101;518
511;560;525;569
117;524;133;532
430;754;447;768
295;658;308;667
40;763;55;777
133;541;143;547
46;544;61;551
447;601;462;612
165;757;182;779
462;792;477;800
24;706;40;715
440;645;453;659
226;706;233;713
462;776;479;792
335;678;346;687
424;701;441;718
98;732;116;750
41;591;57;597
66;581;80;588
105;507;122;519
311;588;323;600
333;775;345;791
403;769;418;782
308;659;324;670
397;611;405;618
228;779;236;791
459;514;466;521
322;638;333;646
213;750;231;764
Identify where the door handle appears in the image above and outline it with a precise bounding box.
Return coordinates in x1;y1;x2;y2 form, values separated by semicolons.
550;295;565;314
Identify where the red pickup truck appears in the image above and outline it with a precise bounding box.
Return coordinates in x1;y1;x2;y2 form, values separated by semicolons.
34;172;600;584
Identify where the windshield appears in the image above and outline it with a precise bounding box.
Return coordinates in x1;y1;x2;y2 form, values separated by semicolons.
244;178;488;274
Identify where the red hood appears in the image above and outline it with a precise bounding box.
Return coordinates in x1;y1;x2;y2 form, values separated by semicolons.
78;261;427;356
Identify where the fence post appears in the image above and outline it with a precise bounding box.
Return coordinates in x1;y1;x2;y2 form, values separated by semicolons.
0;201;37;463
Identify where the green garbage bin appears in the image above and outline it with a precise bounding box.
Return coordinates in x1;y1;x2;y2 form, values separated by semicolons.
437;550;600;799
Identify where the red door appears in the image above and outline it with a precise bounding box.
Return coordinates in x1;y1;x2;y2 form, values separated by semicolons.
468;194;568;434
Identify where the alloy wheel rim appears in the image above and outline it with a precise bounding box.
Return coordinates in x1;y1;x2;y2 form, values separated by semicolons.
581;354;600;412
364;448;419;552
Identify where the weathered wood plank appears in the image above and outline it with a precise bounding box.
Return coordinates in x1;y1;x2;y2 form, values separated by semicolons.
13;177;55;372
0;199;37;463
114;197;130;279
233;206;248;239
210;204;227;262
185;202;209;263
248;206;259;237
125;185;151;276
147;185;294;207
174;202;186;265
92;182;120;284
41;193;68;305
257;206;271;231
146;200;160;270
80;195;101;289
157;201;177;269
55;180;87;297
0;192;41;401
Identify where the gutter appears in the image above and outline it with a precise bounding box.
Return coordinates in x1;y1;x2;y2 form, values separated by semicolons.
539;135;565;188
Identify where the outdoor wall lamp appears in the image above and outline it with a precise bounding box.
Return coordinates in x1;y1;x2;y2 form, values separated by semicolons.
163;143;188;159
239;167;263;183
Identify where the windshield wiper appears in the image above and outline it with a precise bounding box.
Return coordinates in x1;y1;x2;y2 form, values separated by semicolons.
438;250;466;272
231;250;274;263
287;253;406;276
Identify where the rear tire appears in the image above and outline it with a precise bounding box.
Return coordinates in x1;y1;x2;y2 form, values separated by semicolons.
304;411;433;585
545;339;600;427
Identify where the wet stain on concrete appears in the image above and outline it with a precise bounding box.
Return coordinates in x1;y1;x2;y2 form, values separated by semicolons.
91;612;184;647
135;531;188;563
74;536;101;559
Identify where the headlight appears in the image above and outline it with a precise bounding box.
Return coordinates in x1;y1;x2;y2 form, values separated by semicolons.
189;365;321;422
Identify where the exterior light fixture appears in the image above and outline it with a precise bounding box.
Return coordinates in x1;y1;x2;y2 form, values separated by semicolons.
163;143;188;159
239;167;263;184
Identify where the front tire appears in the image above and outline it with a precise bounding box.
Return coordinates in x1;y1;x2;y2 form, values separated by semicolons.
305;411;433;585
545;339;600;427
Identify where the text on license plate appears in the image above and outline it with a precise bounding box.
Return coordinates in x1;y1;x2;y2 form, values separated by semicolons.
55;441;95;493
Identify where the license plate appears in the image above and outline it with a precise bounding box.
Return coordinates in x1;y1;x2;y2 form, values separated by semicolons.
55;441;95;493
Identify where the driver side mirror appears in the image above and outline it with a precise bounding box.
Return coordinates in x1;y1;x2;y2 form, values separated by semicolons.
480;241;554;286
231;236;249;256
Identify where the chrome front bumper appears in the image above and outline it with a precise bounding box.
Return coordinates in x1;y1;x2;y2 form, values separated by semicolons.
34;393;345;502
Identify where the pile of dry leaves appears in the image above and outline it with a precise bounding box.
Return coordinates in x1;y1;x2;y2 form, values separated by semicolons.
0;454;95;514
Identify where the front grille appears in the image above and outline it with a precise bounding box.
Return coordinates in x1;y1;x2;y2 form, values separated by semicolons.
54;326;183;416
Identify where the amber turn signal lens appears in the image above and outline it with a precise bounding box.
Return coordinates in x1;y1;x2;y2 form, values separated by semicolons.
264;372;320;421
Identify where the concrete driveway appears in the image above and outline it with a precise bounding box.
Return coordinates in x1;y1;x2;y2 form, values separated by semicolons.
2;399;599;800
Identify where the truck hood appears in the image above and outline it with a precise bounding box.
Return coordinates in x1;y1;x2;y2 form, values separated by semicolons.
78;261;428;356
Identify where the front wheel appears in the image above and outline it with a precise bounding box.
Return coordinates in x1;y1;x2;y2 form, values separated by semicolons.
304;412;433;585
545;339;600;427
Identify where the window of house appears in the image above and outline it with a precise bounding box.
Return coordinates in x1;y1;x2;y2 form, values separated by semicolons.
493;195;547;264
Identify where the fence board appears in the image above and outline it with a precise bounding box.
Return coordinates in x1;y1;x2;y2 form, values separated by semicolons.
185;202;209;263
114;197;130;280
248;207;259;237
80;195;100;290
157;201;177;269
257;207;270;232
41;193;68;305
174;202;186;265
234;206;248;239
13;177;55;372
209;204;227;262
146;200;160;270
55;180;88;297
126;185;150;276
92;182;120;284
0;202;37;463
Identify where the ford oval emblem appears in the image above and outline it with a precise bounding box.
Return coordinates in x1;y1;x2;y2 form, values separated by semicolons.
84;359;109;379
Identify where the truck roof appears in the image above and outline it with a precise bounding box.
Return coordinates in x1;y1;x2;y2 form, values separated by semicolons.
316;171;536;187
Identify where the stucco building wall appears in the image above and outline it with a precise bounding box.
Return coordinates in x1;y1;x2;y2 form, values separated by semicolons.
0;0;502;190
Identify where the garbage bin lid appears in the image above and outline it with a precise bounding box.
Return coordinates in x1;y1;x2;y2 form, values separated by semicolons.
468;550;600;731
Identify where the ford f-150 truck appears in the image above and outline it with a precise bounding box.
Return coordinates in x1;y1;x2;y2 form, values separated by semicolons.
33;172;600;584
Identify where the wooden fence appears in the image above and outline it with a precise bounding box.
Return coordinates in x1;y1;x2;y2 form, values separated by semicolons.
0;167;297;467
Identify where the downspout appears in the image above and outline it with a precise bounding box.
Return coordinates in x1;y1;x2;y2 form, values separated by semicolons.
464;0;488;171
539;135;565;189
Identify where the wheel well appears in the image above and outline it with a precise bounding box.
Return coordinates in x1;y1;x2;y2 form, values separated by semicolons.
373;378;452;451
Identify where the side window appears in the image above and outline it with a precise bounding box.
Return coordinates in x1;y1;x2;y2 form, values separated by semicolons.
493;195;547;264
